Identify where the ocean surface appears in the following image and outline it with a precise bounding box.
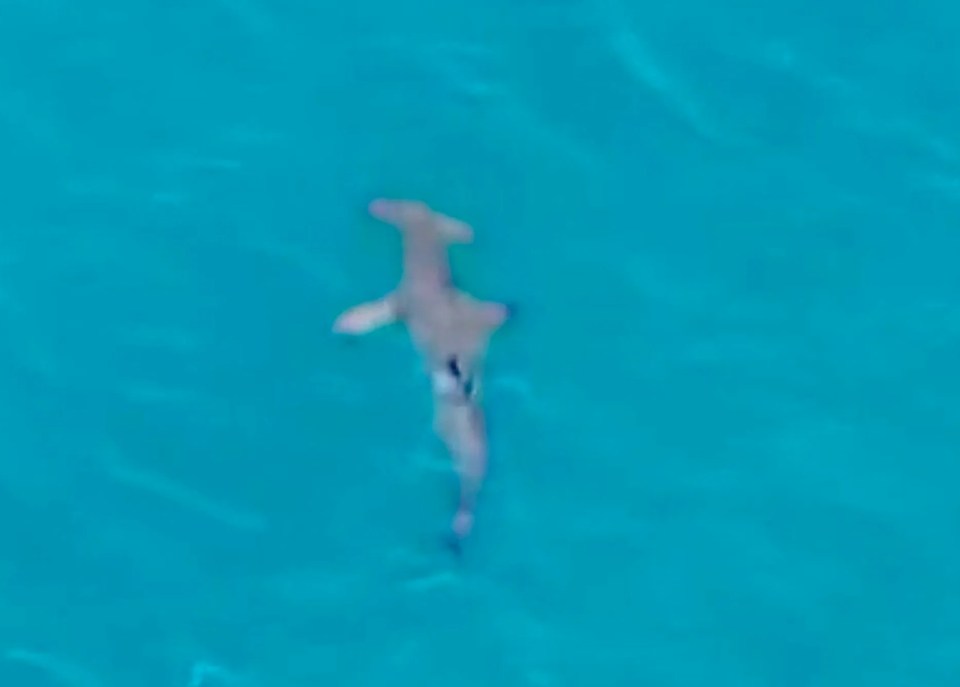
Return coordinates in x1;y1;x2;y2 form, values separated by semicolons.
1;1;958;685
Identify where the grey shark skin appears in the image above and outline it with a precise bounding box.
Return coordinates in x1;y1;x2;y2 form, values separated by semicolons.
429;363;492;546
333;199;509;384
333;198;510;545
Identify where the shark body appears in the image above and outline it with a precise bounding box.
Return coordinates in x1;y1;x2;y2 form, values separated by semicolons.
333;199;510;546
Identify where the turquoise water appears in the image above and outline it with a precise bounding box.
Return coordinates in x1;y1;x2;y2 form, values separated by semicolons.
1;0;959;685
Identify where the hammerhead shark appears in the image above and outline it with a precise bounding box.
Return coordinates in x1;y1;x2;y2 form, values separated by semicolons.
333;198;511;545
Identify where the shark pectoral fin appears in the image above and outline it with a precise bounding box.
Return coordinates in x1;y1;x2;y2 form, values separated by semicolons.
332;295;398;334
473;300;511;332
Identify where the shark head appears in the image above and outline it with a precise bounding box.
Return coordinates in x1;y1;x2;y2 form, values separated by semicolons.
369;198;474;244
369;198;431;227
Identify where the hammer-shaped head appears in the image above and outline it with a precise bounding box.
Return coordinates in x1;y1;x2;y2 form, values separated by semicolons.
369;198;474;244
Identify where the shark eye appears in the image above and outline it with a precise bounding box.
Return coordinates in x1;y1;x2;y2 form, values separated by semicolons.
446;357;462;379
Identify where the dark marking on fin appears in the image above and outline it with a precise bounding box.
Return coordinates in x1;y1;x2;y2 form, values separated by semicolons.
442;531;463;559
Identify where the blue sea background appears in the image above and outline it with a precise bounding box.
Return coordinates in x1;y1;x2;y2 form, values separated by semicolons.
1;0;958;685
